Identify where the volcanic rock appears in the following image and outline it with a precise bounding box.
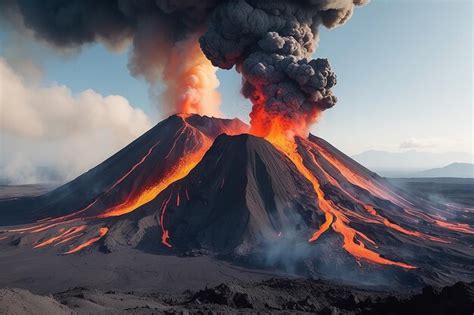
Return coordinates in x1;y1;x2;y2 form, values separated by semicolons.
0;114;247;225
1;114;473;288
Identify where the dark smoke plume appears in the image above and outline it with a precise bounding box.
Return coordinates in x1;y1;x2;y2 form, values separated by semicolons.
1;0;367;133
200;0;367;137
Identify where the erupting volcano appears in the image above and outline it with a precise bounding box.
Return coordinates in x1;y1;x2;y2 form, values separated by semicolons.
1;114;473;287
0;0;473;291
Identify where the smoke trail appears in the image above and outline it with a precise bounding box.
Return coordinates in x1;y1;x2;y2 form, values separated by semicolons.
200;0;367;138
0;0;221;116
162;34;221;116
1;0;367;129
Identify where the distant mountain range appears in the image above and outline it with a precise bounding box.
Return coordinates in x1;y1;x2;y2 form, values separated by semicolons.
2;149;473;185
414;163;474;178
352;150;474;178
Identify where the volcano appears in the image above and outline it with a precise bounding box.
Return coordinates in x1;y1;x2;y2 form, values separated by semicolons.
1;114;473;287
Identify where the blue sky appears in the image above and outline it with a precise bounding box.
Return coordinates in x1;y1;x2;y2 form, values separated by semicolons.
1;0;472;156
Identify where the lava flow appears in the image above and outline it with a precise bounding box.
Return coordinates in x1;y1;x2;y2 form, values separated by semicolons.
301;142;448;244
98;143;209;218
1;113;473;286
0;115;246;255
34;226;86;249
98;117;215;218
159;193;174;248
259;118;416;269
63;227;109;255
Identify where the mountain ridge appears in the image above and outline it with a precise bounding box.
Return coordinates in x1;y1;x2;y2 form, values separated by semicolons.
415;162;474;178
352;149;473;176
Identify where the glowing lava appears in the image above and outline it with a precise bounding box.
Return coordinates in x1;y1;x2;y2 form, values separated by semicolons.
310;141;410;206
97;119;214;218
1;113;472;272
159;193;173;248
99;142;209;218
34;225;86;248
434;220;474;234
259;117;416;269
303;145;448;244
1;115;247;254
63;227;109;254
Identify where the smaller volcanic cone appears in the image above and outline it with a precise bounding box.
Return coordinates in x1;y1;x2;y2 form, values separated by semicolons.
161;33;221;117
0;114;247;225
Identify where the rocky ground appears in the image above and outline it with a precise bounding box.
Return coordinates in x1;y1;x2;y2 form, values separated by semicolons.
1;176;474;314
1;278;473;314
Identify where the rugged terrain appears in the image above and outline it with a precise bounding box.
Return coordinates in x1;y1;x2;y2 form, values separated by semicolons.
1;115;473;306
1;279;473;314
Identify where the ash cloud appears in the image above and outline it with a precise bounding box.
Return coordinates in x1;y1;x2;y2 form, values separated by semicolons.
0;0;222;116
200;0;367;137
1;0;367;130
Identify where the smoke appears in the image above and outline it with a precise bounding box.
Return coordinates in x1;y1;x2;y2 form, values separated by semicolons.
0;0;222;117
1;0;366;134
0;58;152;184
257;216;400;287
200;0;367;138
161;33;221;116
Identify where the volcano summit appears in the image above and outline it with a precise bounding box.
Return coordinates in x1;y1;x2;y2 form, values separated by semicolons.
1;114;473;288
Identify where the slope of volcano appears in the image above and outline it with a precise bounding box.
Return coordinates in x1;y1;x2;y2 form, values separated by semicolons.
1;114;473;288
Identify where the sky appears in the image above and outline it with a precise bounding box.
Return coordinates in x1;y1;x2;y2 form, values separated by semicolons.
0;0;472;183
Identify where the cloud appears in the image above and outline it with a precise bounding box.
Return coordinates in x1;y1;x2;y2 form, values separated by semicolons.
399;138;436;150
0;57;153;184
399;137;472;153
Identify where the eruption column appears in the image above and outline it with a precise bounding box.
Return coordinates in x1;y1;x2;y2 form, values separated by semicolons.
199;0;367;139
162;34;221;117
34;226;87;248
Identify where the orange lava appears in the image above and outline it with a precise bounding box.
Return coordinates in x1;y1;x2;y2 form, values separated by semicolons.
309;212;333;242
332;218;415;269
16;139;163;231
403;207;474;236
98;125;211;218
310;141;411;207
54;233;84;246
6;224;48;233
434;220;474;234
301;141;449;243
46;200;100;225
259;117;416;269
316;148;471;238
30;221;78;233
98;148;207;218
63;227;109;254
364;205;448;243
159;194;173;248
34;226;86;248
